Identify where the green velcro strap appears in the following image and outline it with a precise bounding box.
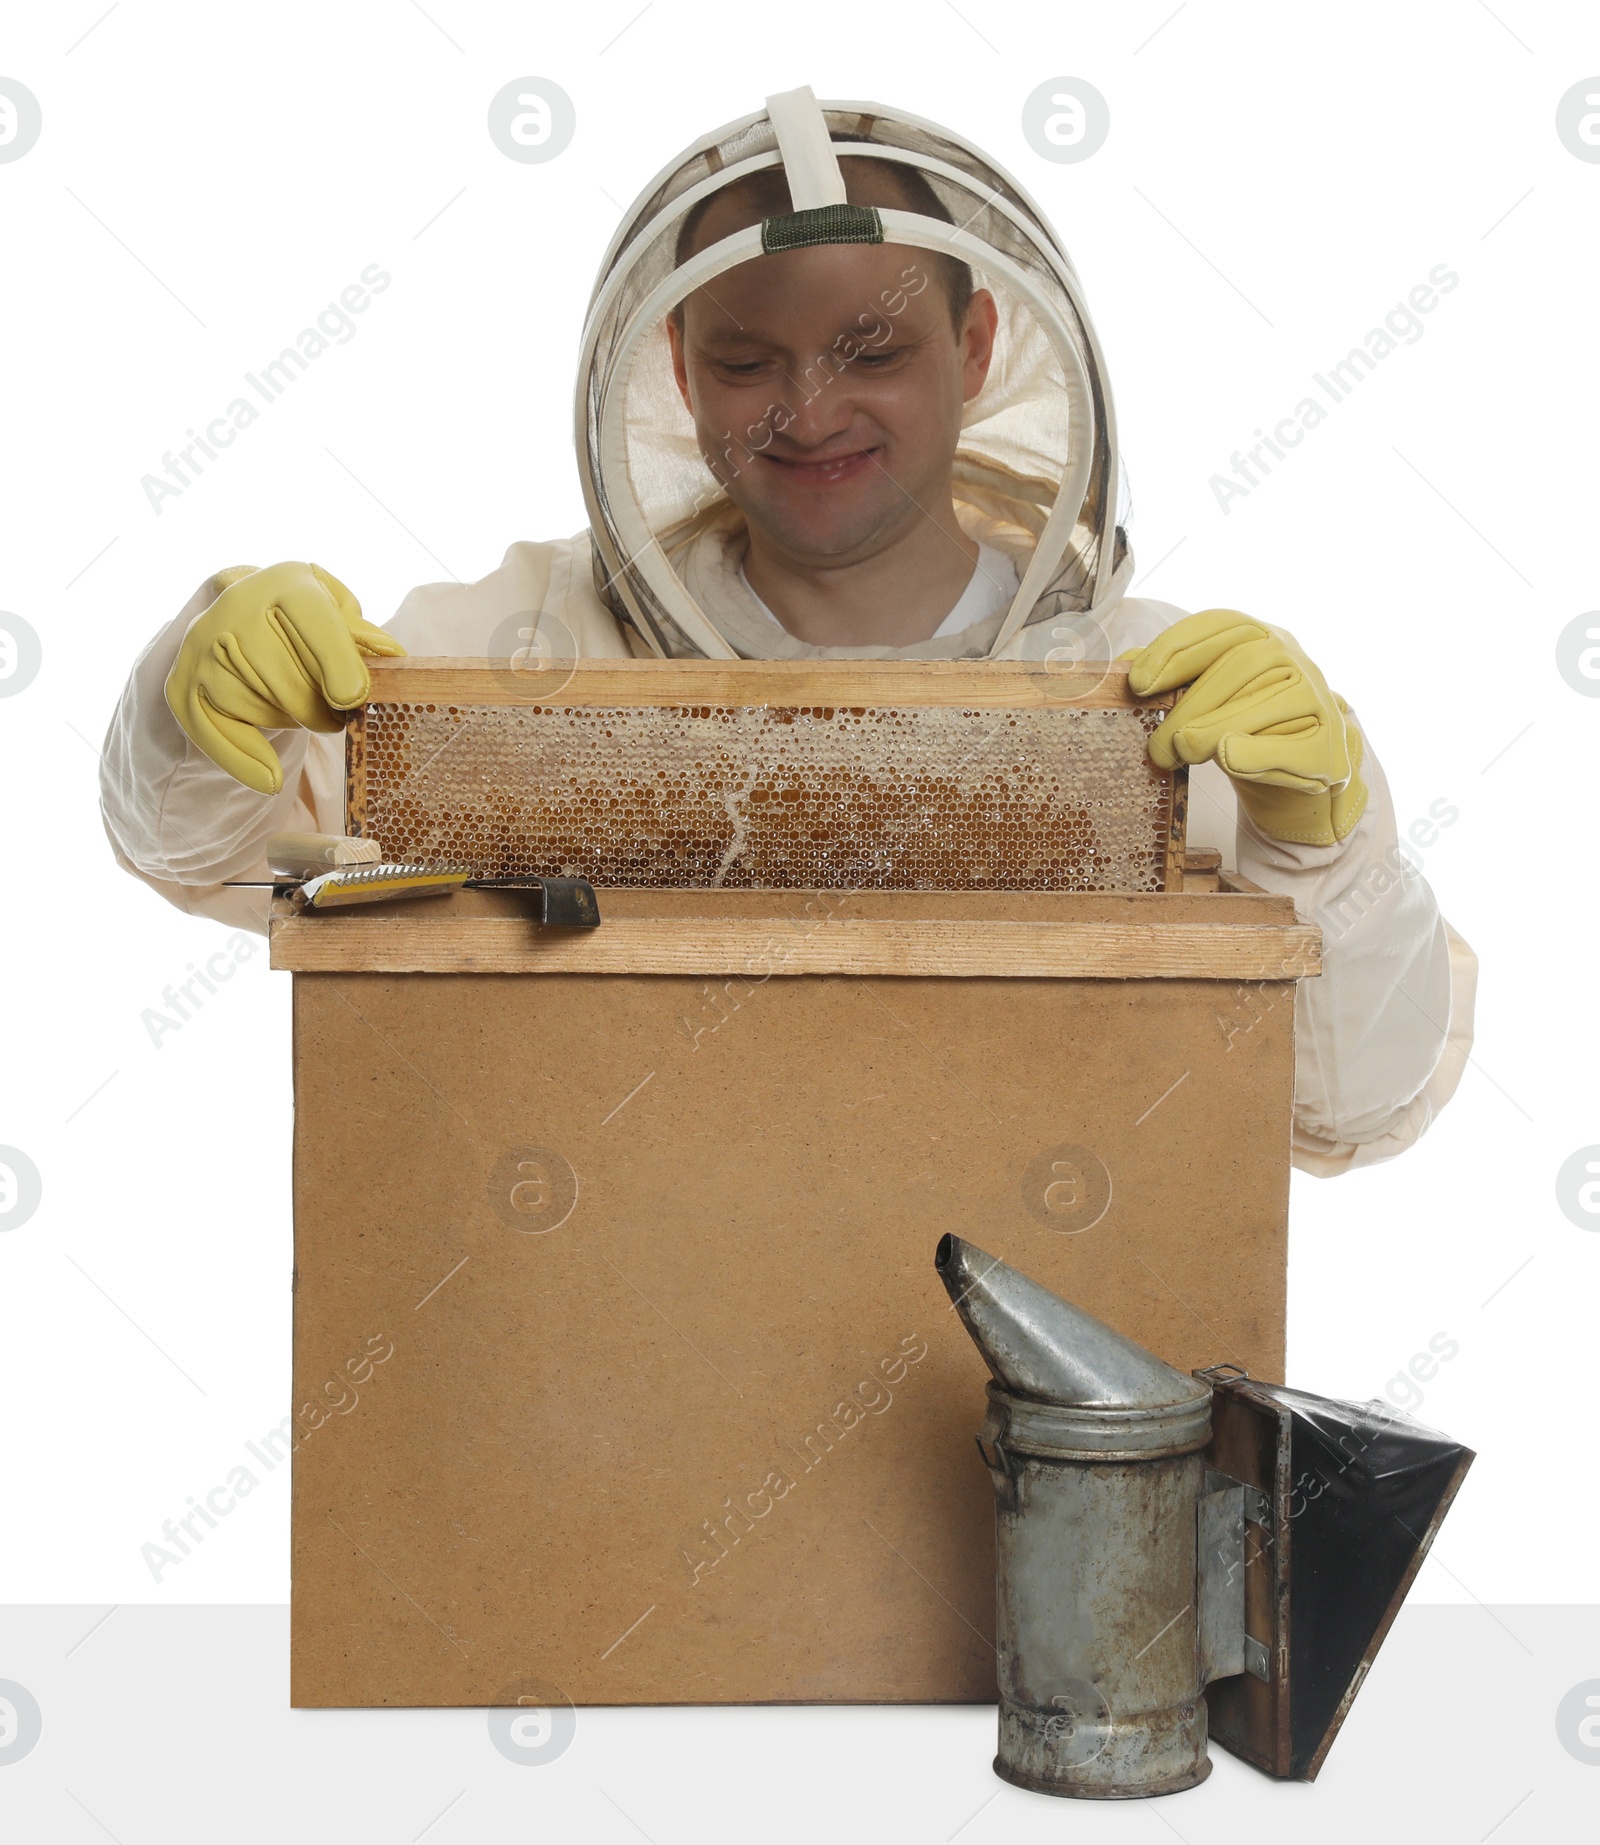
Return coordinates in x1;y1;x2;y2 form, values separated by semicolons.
761;203;884;254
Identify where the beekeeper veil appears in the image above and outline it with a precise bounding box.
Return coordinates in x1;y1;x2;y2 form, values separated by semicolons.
575;86;1131;660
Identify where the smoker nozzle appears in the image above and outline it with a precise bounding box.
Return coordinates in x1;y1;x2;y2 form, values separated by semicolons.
934;1233;1201;1410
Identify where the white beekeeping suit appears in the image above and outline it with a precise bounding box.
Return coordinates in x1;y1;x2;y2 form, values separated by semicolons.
100;87;1474;1177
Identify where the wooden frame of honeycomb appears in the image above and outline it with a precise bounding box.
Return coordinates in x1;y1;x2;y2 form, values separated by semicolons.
345;658;1188;894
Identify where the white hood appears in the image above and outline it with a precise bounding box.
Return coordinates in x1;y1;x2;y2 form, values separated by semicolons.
574;88;1133;661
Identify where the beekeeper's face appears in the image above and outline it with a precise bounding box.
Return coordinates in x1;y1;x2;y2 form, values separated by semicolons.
669;231;998;564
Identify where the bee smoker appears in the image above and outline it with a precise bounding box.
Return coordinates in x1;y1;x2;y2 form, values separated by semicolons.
935;1234;1474;1798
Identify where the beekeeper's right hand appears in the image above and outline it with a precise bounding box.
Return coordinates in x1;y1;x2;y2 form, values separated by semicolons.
163;562;406;795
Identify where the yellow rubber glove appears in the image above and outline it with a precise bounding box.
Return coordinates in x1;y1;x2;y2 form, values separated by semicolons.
1123;610;1368;847
164;561;405;796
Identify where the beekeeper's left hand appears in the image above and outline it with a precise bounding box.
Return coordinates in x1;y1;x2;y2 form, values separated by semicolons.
1124;609;1368;848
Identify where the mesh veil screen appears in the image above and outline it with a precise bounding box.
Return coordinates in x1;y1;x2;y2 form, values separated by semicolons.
580;108;1121;657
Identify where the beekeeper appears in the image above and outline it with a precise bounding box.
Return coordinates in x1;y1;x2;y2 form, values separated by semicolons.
100;87;1474;1178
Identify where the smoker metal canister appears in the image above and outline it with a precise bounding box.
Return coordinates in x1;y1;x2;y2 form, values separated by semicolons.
936;1234;1215;1799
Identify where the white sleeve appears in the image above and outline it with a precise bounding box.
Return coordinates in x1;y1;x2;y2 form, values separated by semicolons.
97;572;347;934
1101;599;1476;1176
1223;716;1478;1176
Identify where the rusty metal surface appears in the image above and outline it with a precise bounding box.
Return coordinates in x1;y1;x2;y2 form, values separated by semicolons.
1197;1475;1247;1686
991;1448;1212;1798
1195;1375;1295;1775
939;1236;1216;1798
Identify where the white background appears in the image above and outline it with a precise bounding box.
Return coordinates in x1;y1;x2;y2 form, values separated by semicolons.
0;0;1593;1674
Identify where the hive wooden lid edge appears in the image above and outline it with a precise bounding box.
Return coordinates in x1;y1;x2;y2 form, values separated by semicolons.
269;887;1321;980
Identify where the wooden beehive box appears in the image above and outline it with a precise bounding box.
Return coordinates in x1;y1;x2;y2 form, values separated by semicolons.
274;658;1317;1710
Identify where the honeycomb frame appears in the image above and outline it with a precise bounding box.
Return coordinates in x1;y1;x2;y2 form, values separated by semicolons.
346;659;1188;894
